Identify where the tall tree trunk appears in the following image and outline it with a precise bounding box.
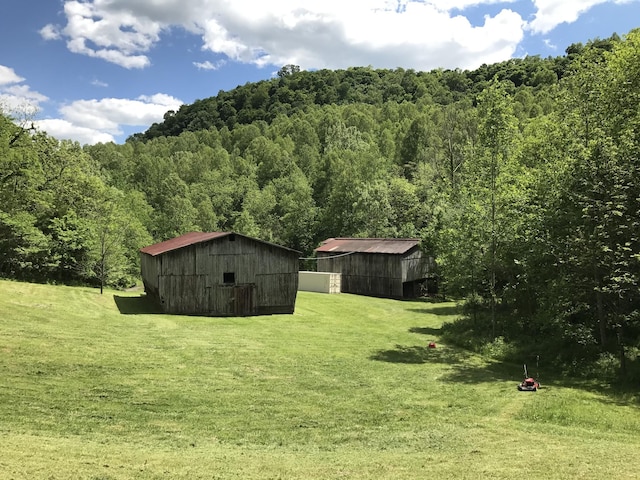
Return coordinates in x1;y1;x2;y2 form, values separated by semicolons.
448;138;455;189
594;265;606;347
617;327;626;376
490;152;497;339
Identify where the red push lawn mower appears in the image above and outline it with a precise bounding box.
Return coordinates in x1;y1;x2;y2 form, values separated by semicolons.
517;362;540;392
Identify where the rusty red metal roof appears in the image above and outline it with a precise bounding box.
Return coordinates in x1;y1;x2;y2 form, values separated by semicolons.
141;231;301;256
315;238;421;255
140;232;228;256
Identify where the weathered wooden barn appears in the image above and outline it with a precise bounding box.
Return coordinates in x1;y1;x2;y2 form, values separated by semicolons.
315;238;432;299
140;232;300;316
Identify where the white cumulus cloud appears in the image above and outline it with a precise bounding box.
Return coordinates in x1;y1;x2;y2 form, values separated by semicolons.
1;62;184;145
0;65;47;117
46;94;183;143
0;65;25;86
192;1;527;71
40;0;531;71
194;60;226;70
1;62;183;145
34;119;116;145
40;1;635;70
528;0;634;34
40;0;164;69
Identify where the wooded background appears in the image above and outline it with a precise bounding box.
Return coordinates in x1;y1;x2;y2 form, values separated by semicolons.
2;31;639;379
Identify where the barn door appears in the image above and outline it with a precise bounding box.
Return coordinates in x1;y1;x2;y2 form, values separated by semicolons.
233;284;256;316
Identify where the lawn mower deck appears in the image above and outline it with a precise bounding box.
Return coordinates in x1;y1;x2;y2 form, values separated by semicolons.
517;377;540;391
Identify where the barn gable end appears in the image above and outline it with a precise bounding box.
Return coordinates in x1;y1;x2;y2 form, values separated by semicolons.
140;232;300;316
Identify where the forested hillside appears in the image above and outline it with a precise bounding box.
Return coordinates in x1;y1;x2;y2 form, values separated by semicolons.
2;31;639;380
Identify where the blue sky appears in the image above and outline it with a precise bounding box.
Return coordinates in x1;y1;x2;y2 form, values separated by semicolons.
1;0;639;145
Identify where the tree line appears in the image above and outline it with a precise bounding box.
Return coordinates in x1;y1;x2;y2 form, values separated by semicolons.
1;31;638;379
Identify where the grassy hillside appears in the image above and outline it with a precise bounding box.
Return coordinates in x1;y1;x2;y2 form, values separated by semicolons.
1;279;639;479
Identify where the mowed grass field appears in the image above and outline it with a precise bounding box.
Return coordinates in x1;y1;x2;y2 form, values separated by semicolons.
1;279;639;479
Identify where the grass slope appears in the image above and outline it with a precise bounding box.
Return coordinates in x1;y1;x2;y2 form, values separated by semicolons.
1;279;639;479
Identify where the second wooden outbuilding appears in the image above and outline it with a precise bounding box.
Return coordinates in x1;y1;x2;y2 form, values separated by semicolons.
315;237;432;299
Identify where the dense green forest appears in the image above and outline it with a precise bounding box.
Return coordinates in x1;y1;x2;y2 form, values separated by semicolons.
2;30;639;380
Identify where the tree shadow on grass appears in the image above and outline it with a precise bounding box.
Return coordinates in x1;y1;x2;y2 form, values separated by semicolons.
409;326;442;336
592;385;640;407
439;359;519;385
372;342;640;404
527;371;640;406
370;342;523;386
407;305;461;316
113;294;163;315
370;343;473;365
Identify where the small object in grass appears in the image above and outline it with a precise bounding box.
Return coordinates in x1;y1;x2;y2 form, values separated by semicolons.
428;342;437;349
517;363;540;391
517;377;540;391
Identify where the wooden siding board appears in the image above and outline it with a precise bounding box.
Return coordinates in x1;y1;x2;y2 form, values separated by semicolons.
159;248;196;277
256;272;298;307
340;274;401;298
159;274;208;314
209;285;234;316
233;284;257;316
140;253;159;296
317;251;422;299
203;253;258;286
401;248;430;282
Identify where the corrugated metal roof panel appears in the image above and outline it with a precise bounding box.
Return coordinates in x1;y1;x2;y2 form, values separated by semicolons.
140;232;228;256
315;238;421;255
141;232;302;257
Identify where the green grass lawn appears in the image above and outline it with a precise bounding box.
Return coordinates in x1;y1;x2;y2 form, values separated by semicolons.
1;279;639;479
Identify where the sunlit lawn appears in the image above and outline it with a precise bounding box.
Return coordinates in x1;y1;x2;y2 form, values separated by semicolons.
1;279;639;479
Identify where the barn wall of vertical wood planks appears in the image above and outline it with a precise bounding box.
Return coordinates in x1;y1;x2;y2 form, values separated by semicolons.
140;232;300;316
